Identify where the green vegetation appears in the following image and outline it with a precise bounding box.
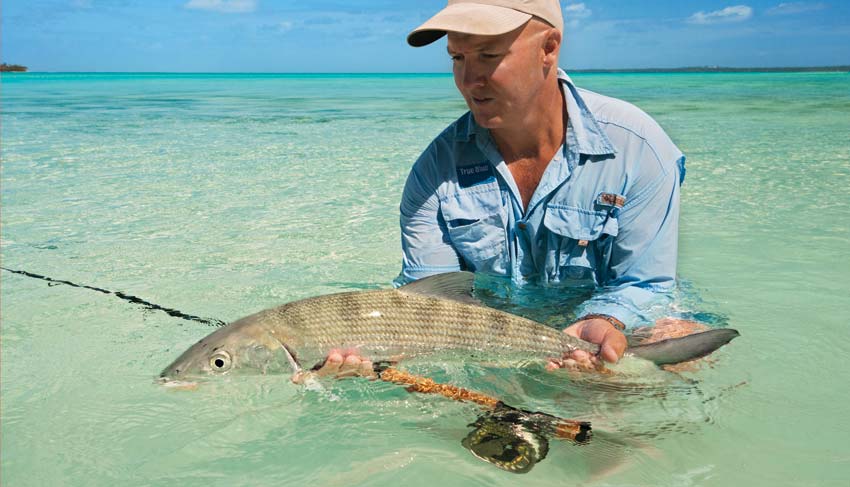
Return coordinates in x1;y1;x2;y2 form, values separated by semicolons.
1;63;28;72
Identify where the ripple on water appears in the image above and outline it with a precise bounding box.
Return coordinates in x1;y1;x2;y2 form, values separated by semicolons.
2;72;848;486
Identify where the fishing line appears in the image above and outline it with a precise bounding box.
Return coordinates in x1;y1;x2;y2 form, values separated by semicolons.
1;266;226;327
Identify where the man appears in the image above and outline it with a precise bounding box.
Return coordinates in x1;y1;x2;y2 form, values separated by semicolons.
315;0;686;377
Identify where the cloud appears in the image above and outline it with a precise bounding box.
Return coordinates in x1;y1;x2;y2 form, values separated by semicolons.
767;2;828;15
185;0;256;14
563;2;592;29
563;3;592;19
265;11;411;43
687;5;754;24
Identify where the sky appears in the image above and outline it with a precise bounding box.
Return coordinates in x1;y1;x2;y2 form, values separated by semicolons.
2;0;849;72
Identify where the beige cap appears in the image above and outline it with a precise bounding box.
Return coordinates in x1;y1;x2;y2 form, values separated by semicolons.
407;0;564;47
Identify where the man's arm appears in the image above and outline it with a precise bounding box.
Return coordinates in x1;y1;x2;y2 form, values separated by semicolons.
562;154;684;365
394;149;462;285
580;154;683;327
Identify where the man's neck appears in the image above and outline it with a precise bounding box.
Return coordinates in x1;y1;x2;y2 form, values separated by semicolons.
490;78;566;164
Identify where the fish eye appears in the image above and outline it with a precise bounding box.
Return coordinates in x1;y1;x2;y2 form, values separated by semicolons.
209;351;232;372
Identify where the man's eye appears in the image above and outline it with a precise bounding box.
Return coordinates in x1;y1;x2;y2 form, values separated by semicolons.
481;53;501;59
450;55;463;61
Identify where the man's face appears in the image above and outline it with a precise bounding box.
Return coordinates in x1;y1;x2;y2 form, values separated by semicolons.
447;21;553;130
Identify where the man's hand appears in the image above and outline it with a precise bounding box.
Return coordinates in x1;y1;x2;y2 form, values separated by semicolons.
291;348;376;384
546;318;627;372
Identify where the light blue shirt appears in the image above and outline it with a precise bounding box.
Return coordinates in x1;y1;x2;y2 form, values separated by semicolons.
396;70;685;329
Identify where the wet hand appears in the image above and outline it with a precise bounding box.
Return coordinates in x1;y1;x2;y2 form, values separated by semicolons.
291;348;376;383
546;319;627;372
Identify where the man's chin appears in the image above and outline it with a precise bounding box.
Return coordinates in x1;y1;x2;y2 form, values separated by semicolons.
470;112;504;129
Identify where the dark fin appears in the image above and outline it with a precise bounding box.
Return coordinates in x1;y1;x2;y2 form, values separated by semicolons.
397;271;481;306
627;328;740;366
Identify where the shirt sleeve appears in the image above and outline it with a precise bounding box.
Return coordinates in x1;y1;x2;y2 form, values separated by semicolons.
393;146;463;286
574;154;684;329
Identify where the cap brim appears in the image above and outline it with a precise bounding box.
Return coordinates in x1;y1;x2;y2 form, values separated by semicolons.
407;3;532;47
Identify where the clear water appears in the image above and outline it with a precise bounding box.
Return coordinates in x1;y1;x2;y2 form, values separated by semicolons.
2;72;849;486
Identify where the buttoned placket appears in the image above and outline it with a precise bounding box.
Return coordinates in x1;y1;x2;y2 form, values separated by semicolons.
473;130;580;284
463;72;616;285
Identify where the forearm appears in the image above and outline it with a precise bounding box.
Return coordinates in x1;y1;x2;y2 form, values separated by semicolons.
574;283;675;329
580;154;682;329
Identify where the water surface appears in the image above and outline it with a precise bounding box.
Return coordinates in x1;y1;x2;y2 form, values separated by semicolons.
2;72;849;485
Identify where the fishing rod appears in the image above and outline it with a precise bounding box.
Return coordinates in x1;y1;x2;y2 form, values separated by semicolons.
4;265;587;472
1;266;226;327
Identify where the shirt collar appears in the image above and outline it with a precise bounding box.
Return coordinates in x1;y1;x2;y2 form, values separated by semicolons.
461;69;616;157
557;69;617;156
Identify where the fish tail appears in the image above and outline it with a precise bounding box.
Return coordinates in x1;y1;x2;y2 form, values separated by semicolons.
627;328;740;365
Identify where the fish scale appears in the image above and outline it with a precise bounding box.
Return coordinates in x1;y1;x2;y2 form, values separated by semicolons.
160;271;739;380
261;288;582;367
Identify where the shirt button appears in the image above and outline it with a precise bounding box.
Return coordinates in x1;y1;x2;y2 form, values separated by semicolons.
517;222;527;230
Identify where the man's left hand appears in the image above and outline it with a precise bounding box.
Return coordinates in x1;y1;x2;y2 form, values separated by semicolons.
546;318;627;371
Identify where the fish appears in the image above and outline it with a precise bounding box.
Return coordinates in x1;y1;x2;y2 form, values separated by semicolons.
160;271;739;381
159;271;739;473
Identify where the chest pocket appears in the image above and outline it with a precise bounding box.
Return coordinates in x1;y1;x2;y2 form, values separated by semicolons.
440;189;509;275
542;205;619;285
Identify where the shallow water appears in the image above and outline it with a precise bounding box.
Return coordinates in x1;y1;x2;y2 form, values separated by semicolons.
2;72;849;485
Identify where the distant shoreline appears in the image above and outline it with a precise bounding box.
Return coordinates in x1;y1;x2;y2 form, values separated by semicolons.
0;63;27;72
4;65;848;74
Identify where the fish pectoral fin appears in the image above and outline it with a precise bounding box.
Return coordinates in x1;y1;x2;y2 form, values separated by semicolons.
397;271;482;306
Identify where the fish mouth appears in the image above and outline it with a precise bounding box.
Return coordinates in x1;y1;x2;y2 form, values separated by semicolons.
159;350;198;381
157;376;199;390
159;361;186;382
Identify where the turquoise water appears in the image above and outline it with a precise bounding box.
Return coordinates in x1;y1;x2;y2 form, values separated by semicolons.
2;72;849;485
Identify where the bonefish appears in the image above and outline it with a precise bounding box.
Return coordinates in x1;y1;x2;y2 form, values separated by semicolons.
160;272;738;473
160;272;738;381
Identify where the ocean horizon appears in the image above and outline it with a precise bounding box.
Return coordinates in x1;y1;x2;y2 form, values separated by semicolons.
3;64;850;75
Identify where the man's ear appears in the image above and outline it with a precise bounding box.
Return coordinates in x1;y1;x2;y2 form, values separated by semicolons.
541;29;561;69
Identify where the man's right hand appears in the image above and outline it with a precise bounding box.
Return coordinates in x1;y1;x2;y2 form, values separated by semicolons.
546;318;627;372
291;348;376;384
316;348;376;378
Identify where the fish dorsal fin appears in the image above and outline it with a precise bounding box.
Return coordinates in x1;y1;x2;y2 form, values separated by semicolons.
398;272;481;306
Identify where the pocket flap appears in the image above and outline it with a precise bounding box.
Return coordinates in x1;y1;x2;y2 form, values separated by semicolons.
543;205;619;240
440;189;503;223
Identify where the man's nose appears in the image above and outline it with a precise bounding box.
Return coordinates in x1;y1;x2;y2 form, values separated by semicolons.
460;60;486;89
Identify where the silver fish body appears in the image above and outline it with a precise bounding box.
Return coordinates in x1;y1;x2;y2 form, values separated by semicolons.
253;286;587;365
161;278;594;379
160;272;738;380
